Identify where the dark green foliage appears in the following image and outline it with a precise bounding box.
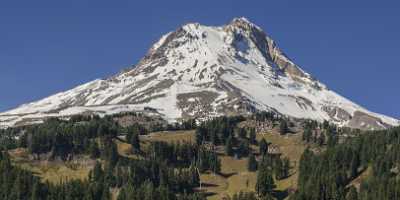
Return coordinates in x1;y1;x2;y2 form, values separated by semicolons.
256;165;276;197
90;161;104;182
259;138;268;156
130;132;141;154
196;148;221;174
294;127;400;200
317;132;325;146
0;128;19;150
21;117;119;159
249;128;257;145
102;138;119;168
346;186;358;200
302;127;312;143
194;116;245;145
0;142;205;200
283;157;290;178
237;140;250;158
147;141;197;167
327;130;338;148
0;113;225;200
237;127;247;139
195;127;205;145
89;141;100;159
0;151;109;200
279;119;289;135
247;153;257;172
180;118;197;130
274;157;289;180
11;112;393;200
7;113;197;161
225;136;234;156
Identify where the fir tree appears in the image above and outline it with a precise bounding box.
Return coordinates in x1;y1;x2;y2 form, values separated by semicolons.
249;128;257;145
259;138;268;156
279;119;289;135
89;141;100;159
256;167;276;197
346;186;358;200
302;127;312;143
225;137;234;156
90;161;104;182
237;141;250;158
247;154;257;172
130;133;141;154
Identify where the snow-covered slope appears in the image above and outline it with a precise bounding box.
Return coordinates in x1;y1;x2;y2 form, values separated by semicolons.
1;17;398;129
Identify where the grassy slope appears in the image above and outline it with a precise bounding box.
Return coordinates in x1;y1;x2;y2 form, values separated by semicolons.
9;129;307;200
348;166;372;189
8;148;94;184
259;132;306;192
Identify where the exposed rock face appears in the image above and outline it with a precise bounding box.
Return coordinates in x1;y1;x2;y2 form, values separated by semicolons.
322;106;352;123
348;111;391;130
0;17;398;130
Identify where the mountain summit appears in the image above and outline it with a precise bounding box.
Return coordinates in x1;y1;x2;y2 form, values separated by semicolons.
1;17;398;129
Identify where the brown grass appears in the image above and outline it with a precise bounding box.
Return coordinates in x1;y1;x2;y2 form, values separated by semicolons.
199;132;307;200
142;130;195;143
258;132;306;191
9;148;95;184
198;156;257;200
348;166;372;189
8;129;306;200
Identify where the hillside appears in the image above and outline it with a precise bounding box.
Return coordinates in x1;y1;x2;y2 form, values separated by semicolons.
1;111;399;200
0;112;314;199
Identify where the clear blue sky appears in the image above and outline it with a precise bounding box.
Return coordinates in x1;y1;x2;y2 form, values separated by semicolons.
0;0;399;119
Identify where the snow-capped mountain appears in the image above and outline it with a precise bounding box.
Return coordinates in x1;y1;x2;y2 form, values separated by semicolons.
1;17;398;129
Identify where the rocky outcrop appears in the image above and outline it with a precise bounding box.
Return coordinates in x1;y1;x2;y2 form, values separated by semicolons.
348;111;391;130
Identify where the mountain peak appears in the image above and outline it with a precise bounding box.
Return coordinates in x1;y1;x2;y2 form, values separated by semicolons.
1;18;398;130
229;17;258;28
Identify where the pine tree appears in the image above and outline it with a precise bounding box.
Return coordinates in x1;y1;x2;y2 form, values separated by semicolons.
237;141;250;158
256;167;276;197
248;154;257;172
89;141;100;159
130;133;141;154
210;152;221;174
210;132;218;145
195;127;205;145
249;128;257;145
101;183;111;200
31;180;41;200
327;132;338;148
97;124;109;137
238;128;247;139
318;133;325;146
90;161;104;182
279;120;289;135
225;137;234;156
259;138;268;156
104;141;119;168
346;186;358;200
274;157;284;180
282;157;290;179
323;120;330;130
303;128;312;143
